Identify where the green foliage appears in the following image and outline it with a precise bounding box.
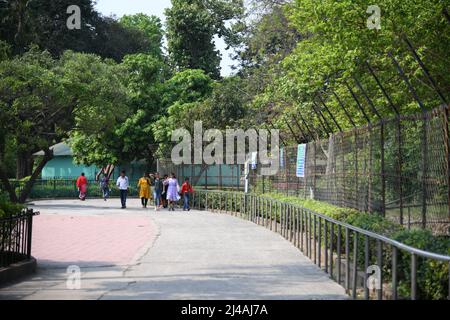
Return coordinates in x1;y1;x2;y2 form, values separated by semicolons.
261;192;449;300
0;40;11;62
393;229;450;300
166;0;244;79
60;51;130;167
152;69;214;157
0;0;152;61
120;14;164;58
0;195;24;218
0;48;130;201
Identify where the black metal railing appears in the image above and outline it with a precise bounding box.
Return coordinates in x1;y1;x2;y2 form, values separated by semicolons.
192;190;450;300
0;209;39;268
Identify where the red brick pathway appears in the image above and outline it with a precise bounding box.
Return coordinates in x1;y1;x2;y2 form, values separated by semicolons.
32;214;157;267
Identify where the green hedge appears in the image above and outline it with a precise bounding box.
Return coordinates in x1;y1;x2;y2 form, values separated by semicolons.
0;194;24;219
260;192;449;300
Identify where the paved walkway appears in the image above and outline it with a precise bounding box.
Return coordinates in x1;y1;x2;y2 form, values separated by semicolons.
0;199;347;300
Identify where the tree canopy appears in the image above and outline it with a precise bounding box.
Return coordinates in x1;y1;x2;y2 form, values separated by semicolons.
0;0;449;203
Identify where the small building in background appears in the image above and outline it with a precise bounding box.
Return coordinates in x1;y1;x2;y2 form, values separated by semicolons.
33;142;150;181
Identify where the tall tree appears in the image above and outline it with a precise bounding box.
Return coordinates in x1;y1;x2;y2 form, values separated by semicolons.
0;48;129;202
0;0;151;61
165;0;244;79
120;13;164;59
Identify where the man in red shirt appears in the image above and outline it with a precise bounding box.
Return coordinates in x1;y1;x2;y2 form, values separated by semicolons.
181;178;194;211
76;173;88;201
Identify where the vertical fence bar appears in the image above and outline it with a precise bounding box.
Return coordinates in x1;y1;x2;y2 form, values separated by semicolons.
309;212;313;259
324;220;328;272
318;217;322;268
345;228;350;292
380;122;386;217
296;207;300;247
337;225;342;285
300;209;304;251
352;232;358;299
448;262;450;300
313;215;317;264
411;254;417;300
25;212;33;260
377;240;383;300
269;200;273;231
275;202;278;233
364;236;370;300
306;211;309;257
292;207;295;245
354;131;359;211
392;246;398;300
330;222;334;277
442;106;450;229
396;118;404;225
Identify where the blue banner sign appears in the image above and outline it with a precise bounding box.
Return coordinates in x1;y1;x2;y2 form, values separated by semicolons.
296;144;307;178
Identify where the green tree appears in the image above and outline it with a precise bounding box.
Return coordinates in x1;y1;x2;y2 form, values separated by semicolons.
152;69;213;157
113;53;170;166
120;13;164;58
165;0;244;79
0;0;151;61
0;49;129;202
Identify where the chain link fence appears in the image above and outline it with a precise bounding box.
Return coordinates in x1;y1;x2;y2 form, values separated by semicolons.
158;106;449;235
257;105;450;235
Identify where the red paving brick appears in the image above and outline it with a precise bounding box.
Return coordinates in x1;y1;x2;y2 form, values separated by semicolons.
32;214;157;267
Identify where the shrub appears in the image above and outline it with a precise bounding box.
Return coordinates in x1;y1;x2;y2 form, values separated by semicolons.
257;191;450;300
393;229;450;300
0;197;25;218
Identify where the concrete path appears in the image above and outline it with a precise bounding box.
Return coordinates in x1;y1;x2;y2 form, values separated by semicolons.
0;199;347;300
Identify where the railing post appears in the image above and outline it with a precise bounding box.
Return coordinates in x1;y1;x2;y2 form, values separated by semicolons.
411;253;417;300
318;217;322;268
380;122;386;217
313;214;316;264
323;220;327;273
352;232;358;299
337;225;342;285
329;222;334;276
345;228;350;292
443;106;450;227
392;246;398;300
364;236;370;300
300;209;304;251
377;240;383;300
26;210;33;260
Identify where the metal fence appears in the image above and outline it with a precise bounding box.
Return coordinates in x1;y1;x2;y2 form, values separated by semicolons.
250;105;450;235
158;106;449;235
191;190;450;300
6;179;142;199
0;209;38;268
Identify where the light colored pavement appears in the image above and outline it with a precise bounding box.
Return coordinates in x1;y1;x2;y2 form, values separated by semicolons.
0;199;347;300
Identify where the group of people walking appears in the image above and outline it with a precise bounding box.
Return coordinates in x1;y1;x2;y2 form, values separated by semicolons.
76;171;194;211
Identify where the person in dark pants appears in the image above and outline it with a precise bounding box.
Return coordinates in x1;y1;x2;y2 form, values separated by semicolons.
181;177;194;211
161;174;169;208
153;172;163;211
116;170;129;209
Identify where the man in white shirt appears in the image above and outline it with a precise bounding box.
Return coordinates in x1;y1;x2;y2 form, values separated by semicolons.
116;170;129;209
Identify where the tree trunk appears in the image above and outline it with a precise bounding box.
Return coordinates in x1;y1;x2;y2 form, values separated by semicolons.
0;163;19;203
18;148;53;203
15;151;33;179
